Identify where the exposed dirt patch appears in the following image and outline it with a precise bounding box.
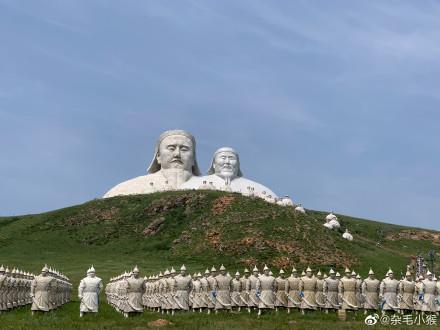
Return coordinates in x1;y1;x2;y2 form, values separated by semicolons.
148;318;173;327
211;195;235;216
386;230;440;245
145;193;206;216
143;217;165;236
64;206;120;225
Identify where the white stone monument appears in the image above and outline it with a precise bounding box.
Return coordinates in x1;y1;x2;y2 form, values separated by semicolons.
180;147;278;200
104;130;201;198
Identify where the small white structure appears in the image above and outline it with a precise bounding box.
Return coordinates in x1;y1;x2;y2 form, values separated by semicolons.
342;228;353;241
277;195;294;207
323;212;340;229
294;203;306;214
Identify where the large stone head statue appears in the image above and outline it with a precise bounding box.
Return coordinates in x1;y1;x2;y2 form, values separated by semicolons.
147;130;201;176
207;147;243;180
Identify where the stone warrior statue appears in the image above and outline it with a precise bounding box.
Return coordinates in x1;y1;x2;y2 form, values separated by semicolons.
180;147;278;200
362;268;380;314
379;268;399;314
78;266;103;317
256;265;276;316
420;270;439;315
206;266;217;314
274;269;287;311
214;265;232;313
174;265;193;311
30;265;53;314
231;271;244;311
246;266;260;313
323;269;340;313
30;265;71;314
315;271;325;310
285;266;301;313
398;270;415;314
190;273;205;312
339;267;358;312
299;267;318;314
123;266;145;317
240;268;250;310
104;130;201;197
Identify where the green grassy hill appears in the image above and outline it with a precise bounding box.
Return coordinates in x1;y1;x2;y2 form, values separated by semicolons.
0;190;438;329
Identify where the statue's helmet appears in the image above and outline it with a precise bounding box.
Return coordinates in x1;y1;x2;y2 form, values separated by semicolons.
219;264;226;271
368;268;374;275
207;147;243;177
147;130;201;175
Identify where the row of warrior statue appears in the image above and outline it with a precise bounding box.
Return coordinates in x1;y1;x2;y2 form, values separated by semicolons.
105;264;440;318
0;264;72;314
2;263;440;318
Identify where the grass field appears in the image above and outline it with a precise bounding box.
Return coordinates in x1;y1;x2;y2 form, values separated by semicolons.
0;190;438;329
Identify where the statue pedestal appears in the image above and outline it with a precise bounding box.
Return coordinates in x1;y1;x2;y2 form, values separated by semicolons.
338;309;347;321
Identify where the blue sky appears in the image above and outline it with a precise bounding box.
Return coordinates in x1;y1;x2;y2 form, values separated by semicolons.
1;1;439;230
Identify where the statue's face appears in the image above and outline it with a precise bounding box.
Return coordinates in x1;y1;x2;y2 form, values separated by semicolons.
221;270;226;276
42;271;47;277
369;274;375;280
157;135;194;172
89;272;96;278
307;271;312;278
389;273;394;280
253;271;258;276
280;273;285;279
211;271;216;277
330;274;335;279
235;275;240;280
133;272;139;279
181;270;186;276
406;274;411;280
264;269;270;276
213;151;238;179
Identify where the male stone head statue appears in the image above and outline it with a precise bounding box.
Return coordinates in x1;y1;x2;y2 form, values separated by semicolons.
207;147;242;181
103;129;200;197
148;130;201;176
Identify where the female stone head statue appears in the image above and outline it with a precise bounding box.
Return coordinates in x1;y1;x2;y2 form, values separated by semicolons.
147;130;201;175
207;147;243;180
